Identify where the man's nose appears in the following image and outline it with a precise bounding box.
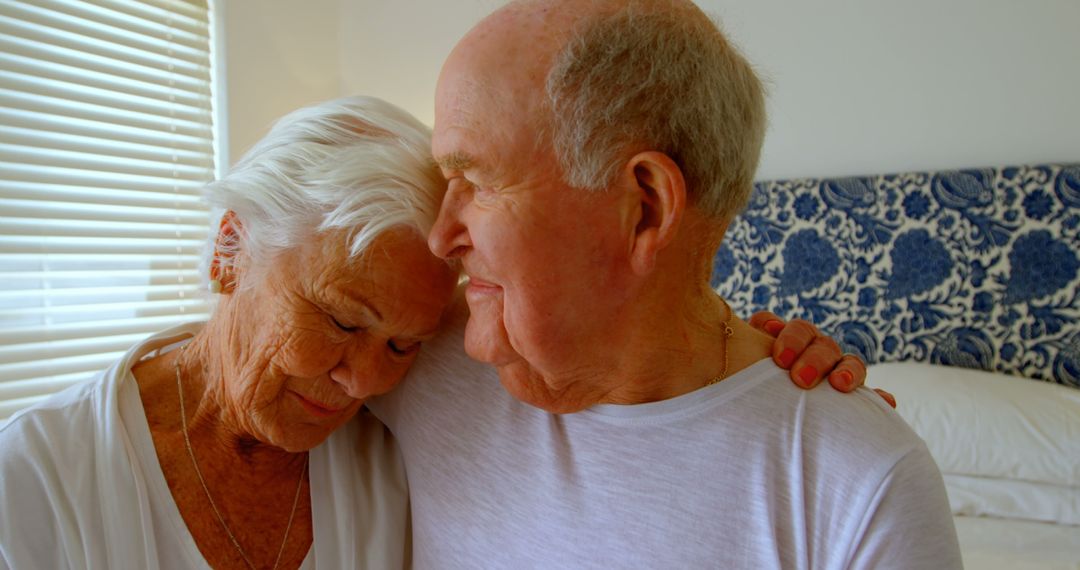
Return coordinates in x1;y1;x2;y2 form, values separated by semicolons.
428;186;470;259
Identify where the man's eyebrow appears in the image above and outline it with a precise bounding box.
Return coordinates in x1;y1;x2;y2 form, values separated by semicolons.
434;151;475;172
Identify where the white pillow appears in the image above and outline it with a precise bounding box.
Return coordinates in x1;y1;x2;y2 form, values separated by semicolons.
868;362;1080;525
944;474;1079;525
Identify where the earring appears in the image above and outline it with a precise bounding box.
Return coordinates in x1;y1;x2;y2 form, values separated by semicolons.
208;279;223;294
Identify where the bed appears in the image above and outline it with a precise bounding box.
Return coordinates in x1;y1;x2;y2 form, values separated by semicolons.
713;163;1080;568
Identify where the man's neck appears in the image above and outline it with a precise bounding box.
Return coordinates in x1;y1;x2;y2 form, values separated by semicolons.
494;287;773;413
594;289;772;404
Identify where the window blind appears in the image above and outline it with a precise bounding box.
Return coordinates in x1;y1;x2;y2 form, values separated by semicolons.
0;0;216;422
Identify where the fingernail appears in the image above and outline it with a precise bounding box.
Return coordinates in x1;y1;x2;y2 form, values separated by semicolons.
798;365;818;387
835;370;854;390
778;348;797;368
764;320;784;336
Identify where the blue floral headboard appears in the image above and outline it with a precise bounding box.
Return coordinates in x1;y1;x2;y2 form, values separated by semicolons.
712;163;1080;388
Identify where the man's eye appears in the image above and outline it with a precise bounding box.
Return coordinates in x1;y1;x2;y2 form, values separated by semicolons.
388;339;421;356
331;316;357;333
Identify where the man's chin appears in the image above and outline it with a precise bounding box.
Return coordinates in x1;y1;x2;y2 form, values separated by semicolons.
495;365;591;414
463;315;518;366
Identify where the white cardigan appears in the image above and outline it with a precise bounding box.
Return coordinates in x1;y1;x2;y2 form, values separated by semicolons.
0;323;410;569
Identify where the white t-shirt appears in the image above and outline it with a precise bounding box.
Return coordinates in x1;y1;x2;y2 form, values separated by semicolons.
0;323;410;570
371;316;962;569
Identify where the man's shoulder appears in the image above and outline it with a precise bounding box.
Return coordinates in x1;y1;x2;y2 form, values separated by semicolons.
735;363;954;562
804;384;924;458
737;361;929;474
774;374;940;511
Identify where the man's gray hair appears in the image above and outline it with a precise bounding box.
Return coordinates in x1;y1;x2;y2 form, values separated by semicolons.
544;2;766;221
203;95;444;273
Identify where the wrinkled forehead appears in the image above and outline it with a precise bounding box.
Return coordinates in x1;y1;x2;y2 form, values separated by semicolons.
435;5;560;123
434;74;498;131
433;64;543;175
432;3;574;172
432;72;495;167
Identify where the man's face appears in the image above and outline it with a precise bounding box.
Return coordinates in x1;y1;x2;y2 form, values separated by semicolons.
427;48;636;411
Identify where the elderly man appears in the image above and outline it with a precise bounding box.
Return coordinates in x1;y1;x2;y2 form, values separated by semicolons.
371;0;961;568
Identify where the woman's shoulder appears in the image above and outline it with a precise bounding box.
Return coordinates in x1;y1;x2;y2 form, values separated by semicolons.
0;375;108;563
0;376;103;450
0;376;111;498
0;322;203;455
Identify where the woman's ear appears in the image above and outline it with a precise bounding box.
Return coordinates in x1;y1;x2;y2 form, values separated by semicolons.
209;210;243;293
621;151;687;276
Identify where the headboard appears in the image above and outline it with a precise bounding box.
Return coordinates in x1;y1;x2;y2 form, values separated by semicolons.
712;163;1080;388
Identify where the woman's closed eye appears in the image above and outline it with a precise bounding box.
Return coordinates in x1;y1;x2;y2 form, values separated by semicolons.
388;339;421;356
331;316;358;333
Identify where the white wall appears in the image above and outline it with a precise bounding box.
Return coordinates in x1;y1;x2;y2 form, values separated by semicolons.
338;0;503;128
221;0;342;166
226;0;1080;179
712;0;1080;179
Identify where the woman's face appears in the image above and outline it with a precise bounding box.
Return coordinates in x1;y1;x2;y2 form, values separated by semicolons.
220;227;457;452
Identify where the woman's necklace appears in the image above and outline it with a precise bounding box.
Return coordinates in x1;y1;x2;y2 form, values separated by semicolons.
174;344;307;570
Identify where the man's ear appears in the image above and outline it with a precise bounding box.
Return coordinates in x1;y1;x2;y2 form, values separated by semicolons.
620;151;687;276
209;210;243;293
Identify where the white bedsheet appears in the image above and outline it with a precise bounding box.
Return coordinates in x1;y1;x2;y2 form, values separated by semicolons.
955;515;1080;569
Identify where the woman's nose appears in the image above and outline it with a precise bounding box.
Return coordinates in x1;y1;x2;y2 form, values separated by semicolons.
328;340;387;400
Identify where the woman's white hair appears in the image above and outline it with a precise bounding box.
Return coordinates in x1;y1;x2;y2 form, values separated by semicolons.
544;1;766;222
203;95;445;278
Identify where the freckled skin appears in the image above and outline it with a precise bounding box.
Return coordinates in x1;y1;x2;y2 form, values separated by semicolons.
430;33;646;411
209;227;458;453
137;224;457;457
427;0;782;414
132;224;457;568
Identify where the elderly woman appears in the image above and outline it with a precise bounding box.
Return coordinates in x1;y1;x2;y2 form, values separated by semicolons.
0;96;457;569
0;95;861;569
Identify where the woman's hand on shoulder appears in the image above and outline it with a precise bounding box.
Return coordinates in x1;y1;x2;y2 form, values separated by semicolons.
749;311;895;408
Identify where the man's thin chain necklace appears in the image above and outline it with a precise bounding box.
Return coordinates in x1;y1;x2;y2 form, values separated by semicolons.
705;297;736;386
174;344;307;570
